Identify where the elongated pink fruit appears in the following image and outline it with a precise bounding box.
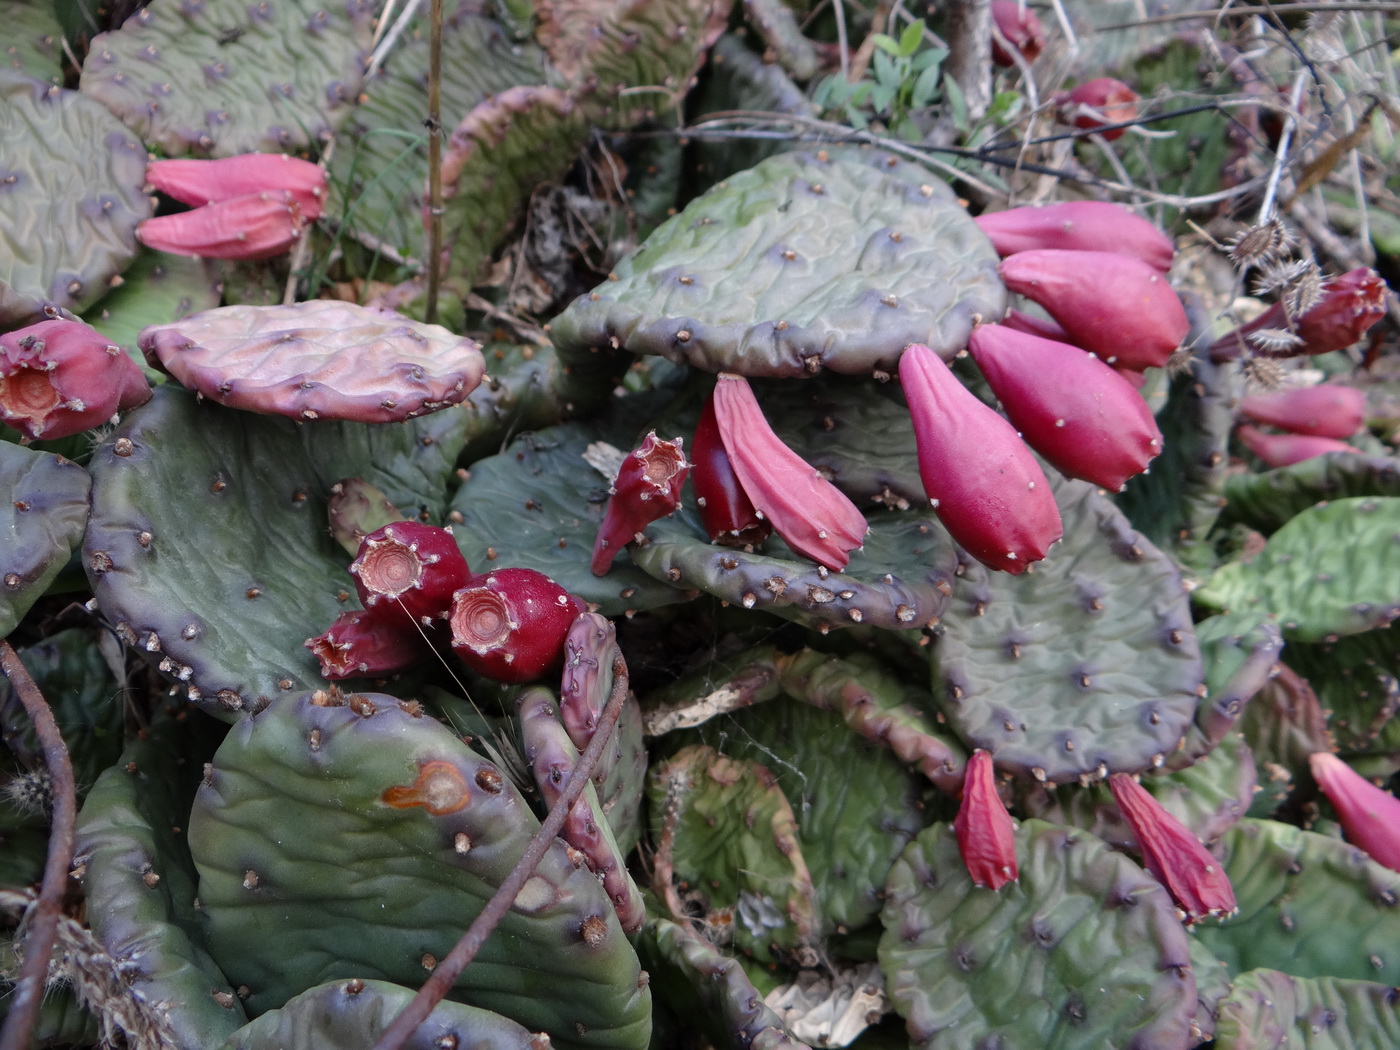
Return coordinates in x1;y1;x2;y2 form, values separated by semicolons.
990;0;1045;66
969;323;1162;491
1237;425;1356;468
1000;308;1071;342
304;607;434;680
691;389;771;548
137;191;306;260
1000;249;1189;370
954;750;1017;889
1239;384;1366;439
899;343;1061;573
1310;752;1400;873
591;431;688;575
975;201;1174;272
146;153;326;219
1059;77;1140;141
1212;268;1388;361
712;373;867;571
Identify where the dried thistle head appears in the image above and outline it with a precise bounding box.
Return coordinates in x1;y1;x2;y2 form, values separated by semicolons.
1248;327;1306;354
2;768;53;818
1283;264;1325;318
1252;257;1315;299
1165;345;1197;378
1229;219;1295;269
1241;355;1287;390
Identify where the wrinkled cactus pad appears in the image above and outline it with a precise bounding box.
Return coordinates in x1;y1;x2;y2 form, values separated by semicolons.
1220;452;1400;535
189;690;651;1048
80;0;376;156
1212;969;1400;1050
548;149;1006;377
82;247;222;355
140;300;485;423
0;71;151;326
879;819;1199;1050
1;442;91;638
1283;624;1400;755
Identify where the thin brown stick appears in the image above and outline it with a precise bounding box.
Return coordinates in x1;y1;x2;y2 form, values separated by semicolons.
424;0;444;325
369;647;632;1050
0;641;78;1050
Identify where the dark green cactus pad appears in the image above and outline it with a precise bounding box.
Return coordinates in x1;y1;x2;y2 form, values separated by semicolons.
738;0;820;80
0;1;65;85
1189;936;1233;1045
879;819;1198;1050
81;247;221;356
1194;498;1400;642
548;149;1006;378
1219;453;1400;535
220;978;543;1050
327;11;545;262
83;384;472;717
638;915;809;1050
438;85;591;286
1212;969;1400;1050
648;744;819;964
73;708;244;1050
1175;611;1284;764
189;691;651;1048
459;340;571;466
0;443;90;639
672;692;931;933
80;0;375;156
1283;624;1400;756
1237;665;1330;796
0;974;100;1048
930;477;1202;784
1192;819;1400;984
0;71;151;327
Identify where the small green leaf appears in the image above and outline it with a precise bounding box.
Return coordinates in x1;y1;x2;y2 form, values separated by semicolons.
897;20;924;57
912;64;942;107
871;33;902;56
911;47;948;73
871;80;897;116
872;48;896;87
944;73;967;128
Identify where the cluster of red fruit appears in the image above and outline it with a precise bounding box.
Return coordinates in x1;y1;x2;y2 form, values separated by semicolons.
1236;382;1367;468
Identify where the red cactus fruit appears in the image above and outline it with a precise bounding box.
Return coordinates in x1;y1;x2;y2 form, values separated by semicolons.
1238;384;1366;439
975;201;1175;272
953;750;1018;890
899;343;1062;573
1058;77;1140;141
145;153;326;219
1236;425;1356;468
968;323;1162;491
1218;268;1389;361
990;0;1045;66
1309;752;1400;873
999;308;1071;343
711;373;867;571
591;431;689;575
304;607;434;680
999;249;1189;371
136;191;307;261
0;318;150;441
448;568;586;684
1109;772;1236;923
350;522;472;628
691;389;772;548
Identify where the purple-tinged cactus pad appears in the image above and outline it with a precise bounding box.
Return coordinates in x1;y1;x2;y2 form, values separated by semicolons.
0;72;151;327
140;301;485;423
1212;969;1400;1050
0;443;90;638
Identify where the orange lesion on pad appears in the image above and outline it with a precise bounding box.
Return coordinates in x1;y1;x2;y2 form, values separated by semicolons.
382;760;470;815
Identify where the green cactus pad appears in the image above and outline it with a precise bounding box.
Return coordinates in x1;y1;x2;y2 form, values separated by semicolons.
1193;819;1400;984
459;341;571;465
0;443;90;639
1219;453;1400;535
80;0;375;156
1194;498;1400;642
1283;624;1400;755
73;709;245;1050
0;2;65;85
0;71;151;327
189;691;651;1048
83;384;471;717
81;247;221;357
1237;665;1331;791
1183;611;1285;761
735;1;821;81
220;978;543;1050
930;477;1202;784
648;744;820;964
879;819;1198;1050
1189;936;1233;1045
548;149;1006;377
1212;969;1400;1050
326;12;545;262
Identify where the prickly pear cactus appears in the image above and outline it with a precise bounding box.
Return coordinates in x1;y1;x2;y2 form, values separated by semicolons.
80;248;222;356
549;149;1006;377
189;690;651;1048
1219;452;1400;535
0;2;65;85
1212;968;1400;1050
1283;624;1400;756
0;443;91;639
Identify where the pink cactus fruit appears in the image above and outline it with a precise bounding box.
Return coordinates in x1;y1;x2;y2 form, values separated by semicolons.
953;750;1018;890
1238;384;1366;439
999;249;1189;371
1109;772;1236;923
1236;425;1356;468
899;343;1062;574
691;389;772;548
999;308;1071;343
349;522;472;629
591;431;689;575
136;191;308;261
448;568;586;684
304;607;434;680
968;323;1162;491
1059;77;1141;141
145;153;326;219
711;373;868;571
1214;269;1388;360
1309;752;1400;873
975;201;1175;272
990;1;1045;66
0;318;151;441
